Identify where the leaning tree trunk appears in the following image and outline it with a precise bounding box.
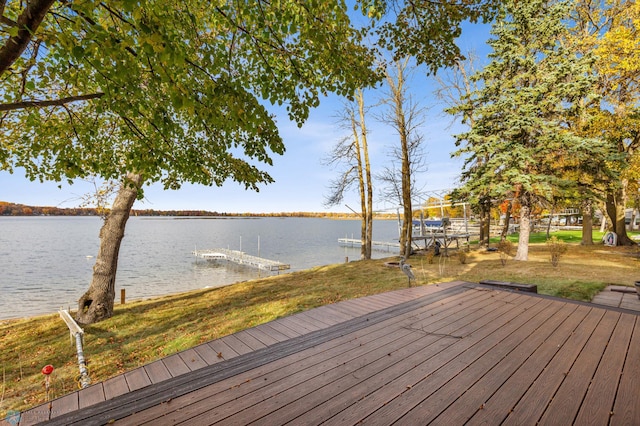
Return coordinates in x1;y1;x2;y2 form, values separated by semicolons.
606;186;635;246
581;199;594;245
76;173;143;324
514;198;531;261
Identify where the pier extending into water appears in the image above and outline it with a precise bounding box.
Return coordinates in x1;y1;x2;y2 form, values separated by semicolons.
338;238;400;252
193;248;290;272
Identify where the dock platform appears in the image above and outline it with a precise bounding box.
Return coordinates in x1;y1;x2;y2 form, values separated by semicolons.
193;248;290;272
338;238;400;252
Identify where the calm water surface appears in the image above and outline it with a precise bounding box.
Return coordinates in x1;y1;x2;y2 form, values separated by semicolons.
0;216;400;319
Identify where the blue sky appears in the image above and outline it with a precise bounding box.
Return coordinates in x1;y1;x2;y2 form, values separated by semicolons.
0;22;492;214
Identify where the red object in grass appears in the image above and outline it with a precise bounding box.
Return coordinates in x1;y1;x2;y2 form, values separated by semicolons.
41;365;54;375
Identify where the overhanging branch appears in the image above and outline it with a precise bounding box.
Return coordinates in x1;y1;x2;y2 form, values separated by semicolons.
0;93;104;111
0;0;57;75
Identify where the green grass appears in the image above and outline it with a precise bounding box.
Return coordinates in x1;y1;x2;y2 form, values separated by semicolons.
1;239;638;418
493;229;640;244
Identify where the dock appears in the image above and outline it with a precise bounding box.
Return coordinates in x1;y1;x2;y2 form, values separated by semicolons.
338;238;400;252
193;248;290;272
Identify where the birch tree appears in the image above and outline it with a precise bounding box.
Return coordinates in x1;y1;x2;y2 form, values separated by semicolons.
377;59;427;257
325;89;374;260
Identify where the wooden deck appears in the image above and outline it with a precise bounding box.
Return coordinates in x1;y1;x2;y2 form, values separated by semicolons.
11;281;640;425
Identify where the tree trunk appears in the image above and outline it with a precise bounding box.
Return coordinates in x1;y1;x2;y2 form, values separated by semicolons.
76;173;143;324
360;92;373;260
400;124;412;257
581;199;594;245
478;211;487;247
501;200;512;240
606;186;635;246
514;199;531;261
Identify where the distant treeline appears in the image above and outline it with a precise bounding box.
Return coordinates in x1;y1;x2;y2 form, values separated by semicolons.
0;201;370;219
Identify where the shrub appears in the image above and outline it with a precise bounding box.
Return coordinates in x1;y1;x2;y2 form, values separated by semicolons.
497;239;514;266
425;249;436;264
457;250;468;265
547;236;568;267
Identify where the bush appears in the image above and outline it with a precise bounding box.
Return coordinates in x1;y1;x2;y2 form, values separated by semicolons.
425;249;436;264
457;250;468;265
497;239;514;266
547;236;568;267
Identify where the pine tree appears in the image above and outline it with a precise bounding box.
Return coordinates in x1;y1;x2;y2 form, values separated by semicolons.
449;0;599;260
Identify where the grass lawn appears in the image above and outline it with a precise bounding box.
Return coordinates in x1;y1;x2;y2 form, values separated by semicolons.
1;234;639;418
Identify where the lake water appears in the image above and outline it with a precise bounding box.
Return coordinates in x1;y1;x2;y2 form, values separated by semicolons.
0;216;400;320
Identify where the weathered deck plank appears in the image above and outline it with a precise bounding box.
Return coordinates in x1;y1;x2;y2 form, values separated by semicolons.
261;291;522;425
77;383;105;409
102;375;130;401
324;294;551;425
123;367;152;391
219;333;258;355
232;329;268;351
357;296;558;424
115;285;482;425
538;309;621;425
465;304;591;425
501;307;607;425
49;391;79;419
611;314;640;424
143;360;172;384
573;312;636;425
17;282;640;426
428;302;585;425
205;338;239;360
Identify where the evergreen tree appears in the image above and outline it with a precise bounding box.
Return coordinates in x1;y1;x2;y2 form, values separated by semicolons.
449;0;599;260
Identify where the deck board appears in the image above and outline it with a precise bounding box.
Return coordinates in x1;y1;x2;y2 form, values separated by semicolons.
360;296;558;424
77;383;105;409
428;301;584;425
465;303;590;425
191;341;225;365
49;391;79;419
18;282;640;426
538;309;621;425
574;312;636;424
117;286;481;426
502;307;607;425
325;294;551;425
260;319;304;339
161;353;191;377
143;360;172;384
123;367;152;391
102;375;130;401
232;329;268;351
611;314;640;423
220;333;258;355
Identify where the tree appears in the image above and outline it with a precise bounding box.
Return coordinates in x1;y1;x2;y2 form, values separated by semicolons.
436;54;495;246
0;0;380;323
449;0;598;260
594;0;640;245
376;59;427;257
324;89;374;260
568;0;640;245
1;0;503;323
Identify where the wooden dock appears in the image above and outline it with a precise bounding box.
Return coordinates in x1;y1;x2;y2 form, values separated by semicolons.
338;231;471;253
338;238;400;252
193;248;290;272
